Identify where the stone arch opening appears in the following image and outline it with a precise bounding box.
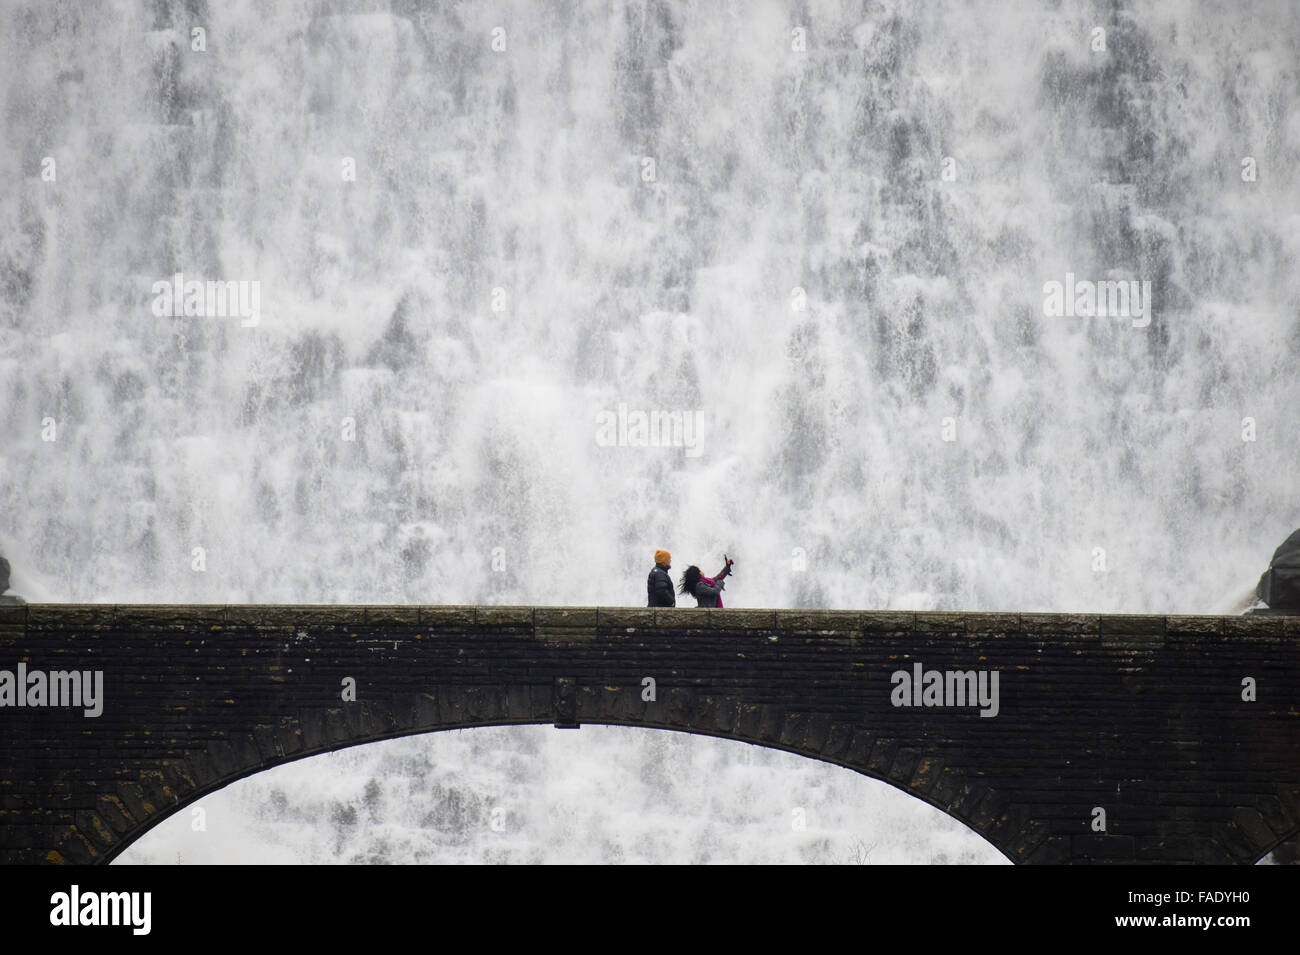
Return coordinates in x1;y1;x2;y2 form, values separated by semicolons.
110;721;1012;865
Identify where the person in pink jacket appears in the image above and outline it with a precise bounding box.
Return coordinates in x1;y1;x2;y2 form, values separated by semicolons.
678;555;734;607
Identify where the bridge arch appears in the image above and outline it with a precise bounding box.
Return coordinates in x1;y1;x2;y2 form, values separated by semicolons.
92;703;1015;865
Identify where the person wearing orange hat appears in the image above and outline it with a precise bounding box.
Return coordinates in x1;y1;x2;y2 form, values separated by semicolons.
647;549;676;607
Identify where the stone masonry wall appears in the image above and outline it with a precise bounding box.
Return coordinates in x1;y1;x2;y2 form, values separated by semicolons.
0;604;1297;864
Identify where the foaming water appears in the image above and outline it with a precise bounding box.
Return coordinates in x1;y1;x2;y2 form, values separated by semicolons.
117;726;1008;865
3;0;1298;862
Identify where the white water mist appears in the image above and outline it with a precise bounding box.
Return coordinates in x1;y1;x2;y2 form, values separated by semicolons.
2;0;1297;863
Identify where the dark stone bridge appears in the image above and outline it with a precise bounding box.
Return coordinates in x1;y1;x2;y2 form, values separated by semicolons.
1;604;1298;864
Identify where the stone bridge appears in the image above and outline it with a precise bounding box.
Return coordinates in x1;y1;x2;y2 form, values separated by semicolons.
1;604;1297;864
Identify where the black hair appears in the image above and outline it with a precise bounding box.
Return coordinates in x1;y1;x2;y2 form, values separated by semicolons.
678;565;701;596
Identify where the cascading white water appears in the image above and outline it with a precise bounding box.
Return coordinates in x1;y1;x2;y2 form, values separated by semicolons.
2;0;1297;863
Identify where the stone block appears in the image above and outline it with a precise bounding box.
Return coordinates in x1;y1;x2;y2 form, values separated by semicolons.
114;606;224;629
860;612;915;631
366;606;421;627
475;606;533;627
964;613;1020;633
598;608;656;630
1020;613;1097;634
27;605;114;628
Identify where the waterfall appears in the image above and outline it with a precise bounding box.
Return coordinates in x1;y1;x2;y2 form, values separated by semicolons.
2;0;1296;863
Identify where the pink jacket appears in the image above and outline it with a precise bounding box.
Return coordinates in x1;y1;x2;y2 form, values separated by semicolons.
697;575;724;608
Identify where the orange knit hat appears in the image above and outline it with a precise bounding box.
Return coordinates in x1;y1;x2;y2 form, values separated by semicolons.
654;549;671;566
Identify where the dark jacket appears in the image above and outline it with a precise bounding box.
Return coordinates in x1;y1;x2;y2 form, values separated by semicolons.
1256;527;1300;612
647;563;676;607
